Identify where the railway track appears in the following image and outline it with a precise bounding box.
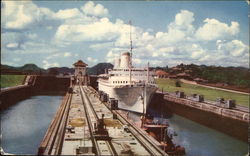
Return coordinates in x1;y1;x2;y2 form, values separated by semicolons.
38;92;72;155
113;109;167;156
79;86;117;156
39;85;168;155
85;86;167;156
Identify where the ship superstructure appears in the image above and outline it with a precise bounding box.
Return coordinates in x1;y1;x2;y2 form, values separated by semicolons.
98;52;157;113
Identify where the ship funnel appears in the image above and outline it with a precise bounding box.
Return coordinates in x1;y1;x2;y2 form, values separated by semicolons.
120;52;131;68
114;57;120;69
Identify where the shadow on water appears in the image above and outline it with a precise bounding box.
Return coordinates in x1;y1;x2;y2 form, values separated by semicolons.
147;93;173;118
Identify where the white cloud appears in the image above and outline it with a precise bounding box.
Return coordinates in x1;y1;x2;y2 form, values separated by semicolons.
90;42;113;51
17;41;58;54
1;2;247;68
152;10;195;47
87;57;98;63
152;47;177;57
133;58;142;64
217;40;249;57
196;18;239;41
81;1;109;17
188;44;207;59
42;60;59;69
6;43;19;48
64;52;72;57
54;8;82;19
191;50;205;59
98;9;246;67
175;10;194;26
2;1;54;29
198;54;212;62
2;1;32;29
106;50;120;63
55;18;122;42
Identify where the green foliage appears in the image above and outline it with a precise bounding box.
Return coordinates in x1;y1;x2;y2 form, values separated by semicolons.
1;63;46;74
156;78;249;107
87;63;113;75
0;75;25;88
165;64;250;88
175;80;181;87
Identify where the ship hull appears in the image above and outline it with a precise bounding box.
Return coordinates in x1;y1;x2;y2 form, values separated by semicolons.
98;82;157;113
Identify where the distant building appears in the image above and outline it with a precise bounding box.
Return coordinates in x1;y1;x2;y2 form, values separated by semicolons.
155;70;169;78
73;60;88;76
73;60;89;85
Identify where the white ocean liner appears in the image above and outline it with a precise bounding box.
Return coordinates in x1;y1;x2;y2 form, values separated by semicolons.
98;52;158;113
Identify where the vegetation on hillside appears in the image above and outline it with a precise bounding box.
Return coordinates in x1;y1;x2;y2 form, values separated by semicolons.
87;63;113;75
156;78;249;107
155;64;250;89
1;62;249;89
1;63;114;76
0;75;25;88
1;64;45;74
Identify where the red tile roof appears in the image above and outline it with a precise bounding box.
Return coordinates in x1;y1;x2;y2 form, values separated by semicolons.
156;70;169;76
73;60;88;67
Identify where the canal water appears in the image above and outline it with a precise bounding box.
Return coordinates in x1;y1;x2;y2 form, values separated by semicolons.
1;95;248;155
162;115;248;156
129;110;248;156
1;95;63;154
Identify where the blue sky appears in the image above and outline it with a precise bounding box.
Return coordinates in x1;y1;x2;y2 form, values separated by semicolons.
1;0;249;69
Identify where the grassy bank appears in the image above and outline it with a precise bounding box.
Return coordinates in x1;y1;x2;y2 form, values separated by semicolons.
156;78;249;107
0;75;26;88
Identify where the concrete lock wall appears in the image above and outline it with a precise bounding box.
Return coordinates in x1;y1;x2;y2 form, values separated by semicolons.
0;86;32;111
33;76;70;92
160;93;248;142
0;76;70;111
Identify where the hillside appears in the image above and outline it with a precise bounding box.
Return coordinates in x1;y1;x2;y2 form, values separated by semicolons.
47;67;74;75
1;64;15;70
87;63;113;75
156;64;250;89
1;62;113;76
2;62;248;89
46;63;113;75
1;64;45;74
19;64;46;72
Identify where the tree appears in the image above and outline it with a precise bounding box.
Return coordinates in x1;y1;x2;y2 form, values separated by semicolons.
175;80;181;87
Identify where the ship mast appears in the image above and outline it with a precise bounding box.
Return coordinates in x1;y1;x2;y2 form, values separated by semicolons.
129;20;133;67
129;20;133;84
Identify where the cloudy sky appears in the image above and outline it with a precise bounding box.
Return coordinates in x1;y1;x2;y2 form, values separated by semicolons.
1;0;249;69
